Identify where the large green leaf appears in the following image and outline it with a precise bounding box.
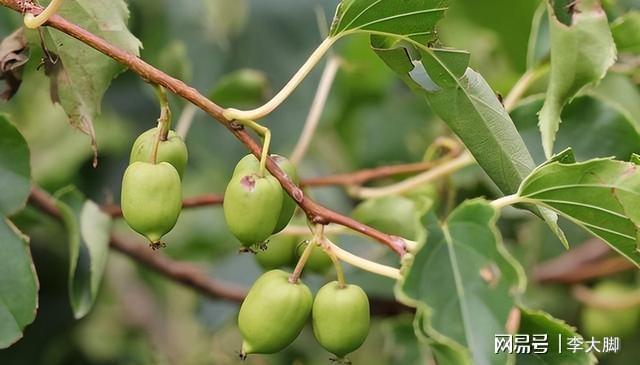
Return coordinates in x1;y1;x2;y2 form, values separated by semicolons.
330;0;448;41
538;0;616;158
0;114;30;215
371;38;535;195
38;0;141;164
55;186;112;319
0;114;36;348
512;94;640;164
527;2;551;69
397;200;526;365
0;219;38;349
518;149;640;266
517;307;596;365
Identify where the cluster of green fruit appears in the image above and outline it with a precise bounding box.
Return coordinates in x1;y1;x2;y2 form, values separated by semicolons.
222;155;370;360
239;269;370;361
223;154;299;247
121;127;188;248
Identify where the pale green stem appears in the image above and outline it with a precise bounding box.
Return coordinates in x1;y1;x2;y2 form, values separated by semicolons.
325;238;401;280
154;84;172;139
490;194;523;210
280;224;417;252
502;64;549;112
403;239;418;252
289;238;314;284
290;56;341;165
150;85;172;163
24;0;65;29
325;246;347;288
350;152;475;199
281;224;347;236
223;37;337;121
289;224;323;283
237;119;271;177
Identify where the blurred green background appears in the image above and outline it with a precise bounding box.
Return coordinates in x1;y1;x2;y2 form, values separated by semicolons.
1;0;639;364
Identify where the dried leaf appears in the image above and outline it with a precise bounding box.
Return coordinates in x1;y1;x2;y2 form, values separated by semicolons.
0;28;29;101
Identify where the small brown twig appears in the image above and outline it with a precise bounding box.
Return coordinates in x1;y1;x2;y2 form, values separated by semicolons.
302;161;438;187
28;186;245;302
103;193;224;218
0;0;405;256
102;156;455;218
533;239;637;284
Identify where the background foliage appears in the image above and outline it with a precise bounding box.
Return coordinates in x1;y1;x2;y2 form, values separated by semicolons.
0;0;639;364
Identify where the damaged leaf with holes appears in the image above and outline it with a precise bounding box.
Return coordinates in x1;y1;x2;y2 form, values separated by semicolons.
0;28;28;101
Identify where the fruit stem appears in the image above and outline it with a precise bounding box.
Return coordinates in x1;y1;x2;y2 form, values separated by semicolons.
289;239;315;284
23;0;66;29
237;119;271;177
150;85;172;164
324;238;401;280
289;224;323;283
325;245;347;288
502;64;549;113
223;37;336;121
154;84;172;141
290;55;341;165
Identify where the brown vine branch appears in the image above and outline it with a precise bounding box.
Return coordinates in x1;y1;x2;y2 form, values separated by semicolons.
533;239;637;284
27;186;246;302
1;0;405;256
102;158;450;217
103;193;224;218
27;186;410;315
301;161;438;187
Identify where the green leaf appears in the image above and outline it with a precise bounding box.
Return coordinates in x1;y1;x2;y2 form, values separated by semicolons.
0;219;38;349
0;114;36;348
330;0;448;41
517;307;596;365
371;38;536;195
55;186;112;319
397;200;526;365
588;73;640;131
0;114;30;216
512;94;640;164
527;2;551;69
370;35;569;249
611;11;640;54
538;0;617;158
518;149;640;267
38;0;141;165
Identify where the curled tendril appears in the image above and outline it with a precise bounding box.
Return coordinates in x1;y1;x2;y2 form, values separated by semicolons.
23;0;66;29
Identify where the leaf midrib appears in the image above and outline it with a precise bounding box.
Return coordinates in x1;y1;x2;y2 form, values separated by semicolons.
441;224;477;361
